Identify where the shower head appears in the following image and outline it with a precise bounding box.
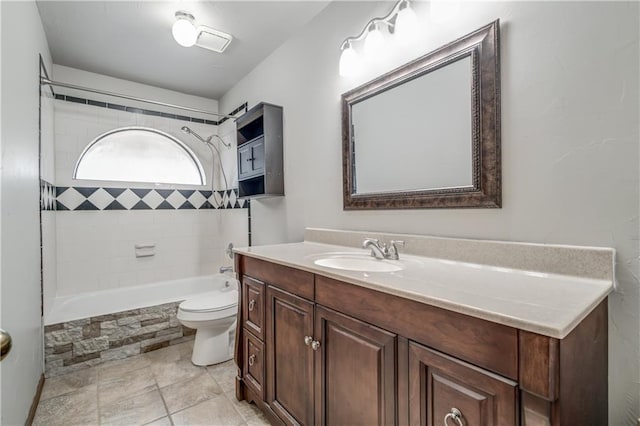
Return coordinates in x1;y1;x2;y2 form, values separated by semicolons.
181;126;231;148
181;126;207;144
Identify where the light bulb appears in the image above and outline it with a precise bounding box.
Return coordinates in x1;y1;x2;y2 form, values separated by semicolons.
172;12;198;47
395;5;418;43
339;43;361;77
363;24;385;57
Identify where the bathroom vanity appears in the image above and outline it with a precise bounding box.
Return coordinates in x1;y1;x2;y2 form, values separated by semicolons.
233;229;613;426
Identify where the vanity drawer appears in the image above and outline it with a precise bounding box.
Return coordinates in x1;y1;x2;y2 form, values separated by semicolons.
315;275;518;380
243;330;265;399
241;256;314;300
242;276;265;340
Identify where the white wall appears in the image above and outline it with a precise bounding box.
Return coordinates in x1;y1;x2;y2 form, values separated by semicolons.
0;1;52;423
220;1;640;422
49;67;247;300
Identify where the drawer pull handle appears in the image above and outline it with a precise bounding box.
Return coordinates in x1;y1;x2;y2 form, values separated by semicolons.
444;408;463;426
248;354;256;366
248;299;256;311
311;340;321;351
304;336;313;346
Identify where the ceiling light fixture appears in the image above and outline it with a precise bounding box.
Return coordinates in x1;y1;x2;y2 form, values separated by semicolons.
171;10;233;53
172;11;198;47
338;0;420;76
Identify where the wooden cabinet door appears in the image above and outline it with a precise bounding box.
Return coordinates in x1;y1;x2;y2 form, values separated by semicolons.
409;342;518;426
243;330;264;399
266;286;314;426
242;276;265;340
314;306;397;426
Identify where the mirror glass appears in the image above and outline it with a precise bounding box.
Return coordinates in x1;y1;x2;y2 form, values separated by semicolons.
342;20;501;210
352;56;473;194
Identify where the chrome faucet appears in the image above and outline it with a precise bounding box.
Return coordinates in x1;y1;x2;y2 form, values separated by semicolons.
219;266;233;274
362;238;386;259
362;238;405;260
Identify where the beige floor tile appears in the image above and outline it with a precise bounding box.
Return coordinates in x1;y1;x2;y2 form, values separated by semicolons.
143;416;173;426
33;385;98;426
145;341;193;365
152;357;205;388
207;360;237;392
224;392;263;421
99;388;167;426
40;368;98;401
98;354;152;382
98;365;157;405
171;396;245;426
244;412;271;426
160;371;223;414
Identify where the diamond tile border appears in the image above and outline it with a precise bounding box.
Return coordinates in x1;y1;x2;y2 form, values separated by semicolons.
46;185;247;211
41;179;57;211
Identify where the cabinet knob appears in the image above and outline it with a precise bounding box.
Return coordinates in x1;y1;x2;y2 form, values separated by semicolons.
304;336;313;346
248;299;256;311
444;408;464;426
311;340;321;351
248;354;256;366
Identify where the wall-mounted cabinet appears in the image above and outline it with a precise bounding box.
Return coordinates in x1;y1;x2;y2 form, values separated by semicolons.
236;103;284;199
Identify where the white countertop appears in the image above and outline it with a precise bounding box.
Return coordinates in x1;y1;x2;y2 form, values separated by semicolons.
235;241;614;339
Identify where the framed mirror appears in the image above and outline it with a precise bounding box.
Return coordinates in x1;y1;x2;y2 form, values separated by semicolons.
342;20;500;209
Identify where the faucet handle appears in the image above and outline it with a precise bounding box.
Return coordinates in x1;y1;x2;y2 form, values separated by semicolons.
388;240;405;260
390;240;405;249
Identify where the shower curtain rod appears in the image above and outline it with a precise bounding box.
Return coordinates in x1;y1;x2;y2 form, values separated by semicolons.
40;77;233;119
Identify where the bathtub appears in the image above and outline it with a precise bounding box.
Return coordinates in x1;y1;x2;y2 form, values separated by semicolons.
44;274;237;377
45;274;235;325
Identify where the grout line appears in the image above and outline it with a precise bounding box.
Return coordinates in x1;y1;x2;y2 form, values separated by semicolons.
154;382;174;426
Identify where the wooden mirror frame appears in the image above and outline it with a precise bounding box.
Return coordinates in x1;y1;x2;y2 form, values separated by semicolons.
342;20;501;210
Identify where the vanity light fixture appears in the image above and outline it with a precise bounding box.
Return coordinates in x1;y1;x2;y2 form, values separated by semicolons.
394;1;419;42
171;10;233;53
339;41;361;77
338;0;419;76
363;22;386;57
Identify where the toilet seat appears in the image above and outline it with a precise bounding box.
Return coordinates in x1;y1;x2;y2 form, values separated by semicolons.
179;289;238;313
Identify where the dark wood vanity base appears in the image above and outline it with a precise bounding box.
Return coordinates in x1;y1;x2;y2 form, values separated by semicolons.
233;255;608;425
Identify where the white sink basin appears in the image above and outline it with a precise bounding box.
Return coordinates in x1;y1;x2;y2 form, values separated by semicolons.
313;254;403;272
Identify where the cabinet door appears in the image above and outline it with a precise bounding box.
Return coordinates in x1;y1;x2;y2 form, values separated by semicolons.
266;286;315;426
242;276;264;340
314;306;397;426
238;143;254;179
238;136;265;180
243;330;265;399
250;138;265;175
409;342;518;426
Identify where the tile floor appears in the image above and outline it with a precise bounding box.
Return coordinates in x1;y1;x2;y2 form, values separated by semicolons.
33;341;270;426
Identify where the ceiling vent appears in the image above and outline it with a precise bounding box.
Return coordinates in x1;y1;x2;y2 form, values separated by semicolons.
196;27;233;53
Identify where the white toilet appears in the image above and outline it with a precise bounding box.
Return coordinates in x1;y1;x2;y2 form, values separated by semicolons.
177;283;238;366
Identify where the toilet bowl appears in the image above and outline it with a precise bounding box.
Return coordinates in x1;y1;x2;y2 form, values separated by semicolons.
177;283;238;366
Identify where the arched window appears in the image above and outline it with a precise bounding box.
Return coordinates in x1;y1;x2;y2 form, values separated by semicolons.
73;127;205;185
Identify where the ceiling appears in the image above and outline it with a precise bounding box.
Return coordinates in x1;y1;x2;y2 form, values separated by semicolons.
36;1;330;99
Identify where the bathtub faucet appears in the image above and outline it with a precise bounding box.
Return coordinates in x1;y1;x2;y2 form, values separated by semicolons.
219;266;233;274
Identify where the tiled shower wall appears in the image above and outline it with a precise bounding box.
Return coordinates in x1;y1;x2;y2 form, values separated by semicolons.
42;67;248;316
